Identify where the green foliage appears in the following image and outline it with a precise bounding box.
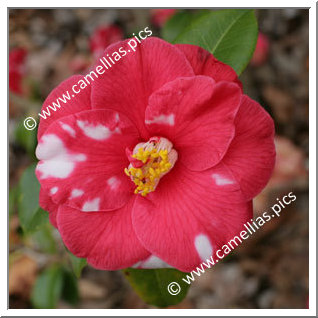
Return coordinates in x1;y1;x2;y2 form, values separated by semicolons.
61;268;79;305
32;223;57;254
31;265;64;309
15;118;38;159
31;265;79;308
168;9;258;75
162;10;209;43
68;251;87;278
18;164;48;233
162;10;193;43
123;268;190;307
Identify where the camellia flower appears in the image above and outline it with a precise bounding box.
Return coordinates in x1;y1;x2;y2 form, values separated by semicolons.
151;9;177;27
89;25;123;59
36;37;275;272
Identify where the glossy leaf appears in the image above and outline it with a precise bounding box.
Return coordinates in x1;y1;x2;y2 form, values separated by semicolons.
174;9;258;75
123;268;190;307
162;10;209;43
162;10;193;43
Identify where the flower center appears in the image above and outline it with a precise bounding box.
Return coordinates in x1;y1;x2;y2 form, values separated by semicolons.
124;137;178;196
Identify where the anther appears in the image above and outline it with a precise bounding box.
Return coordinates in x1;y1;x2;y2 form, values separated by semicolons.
125;137;177;196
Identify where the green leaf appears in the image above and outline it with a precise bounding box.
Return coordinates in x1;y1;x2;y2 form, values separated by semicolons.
162;10;209;43
174;9;258;75
68;252;87;278
123;268;190;307
31;265;64;309
15;118;38;159
18;164;48;233
162;10;193;43
61;268;79;306
32;223;57;254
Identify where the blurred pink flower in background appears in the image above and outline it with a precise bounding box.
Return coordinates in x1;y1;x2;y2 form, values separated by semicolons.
151;9;177;27
271;136;307;185
9;47;28;95
89;25;123;59
68;55;91;74
251;32;270;66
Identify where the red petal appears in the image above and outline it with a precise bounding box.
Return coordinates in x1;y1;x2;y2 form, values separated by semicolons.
39;188;58;228
175;44;242;89
38;75;92;139
222;95;276;200
36;109;139;211
91;37;194;139
145;76;242;171
132;162;252;272
57;198;150;270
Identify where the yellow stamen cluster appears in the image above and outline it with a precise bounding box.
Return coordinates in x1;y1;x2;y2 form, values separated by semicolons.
124;147;172;196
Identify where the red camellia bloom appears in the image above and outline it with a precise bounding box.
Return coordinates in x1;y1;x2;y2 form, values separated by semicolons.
36;37;275;272
89;25;123;59
9;47;27;95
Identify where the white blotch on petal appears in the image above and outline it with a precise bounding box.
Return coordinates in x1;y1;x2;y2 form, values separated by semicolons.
113;113;121;134
212;173;234;186
131;261;142;268
82;197;100;212
70;189;84;198
194;234;213;261
60;123;76;137
145;114;175;126
140;255;172;269
36;134;86;179
36;134;63;159
107;176;120;191
50;187;58;195
77;120;120;140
